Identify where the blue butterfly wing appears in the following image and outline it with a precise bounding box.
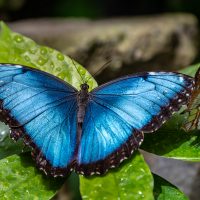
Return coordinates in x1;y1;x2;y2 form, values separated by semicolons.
183;67;200;131
76;72;194;175
0;64;78;176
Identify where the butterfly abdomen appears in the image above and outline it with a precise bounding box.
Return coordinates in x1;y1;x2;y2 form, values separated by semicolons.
77;84;90;124
75;83;90;159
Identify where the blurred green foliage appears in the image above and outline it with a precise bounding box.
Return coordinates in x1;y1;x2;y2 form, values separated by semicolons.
53;0;103;18
1;0;200;21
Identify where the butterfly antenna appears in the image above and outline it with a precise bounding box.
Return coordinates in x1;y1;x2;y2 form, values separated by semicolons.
70;57;85;84
85;59;112;83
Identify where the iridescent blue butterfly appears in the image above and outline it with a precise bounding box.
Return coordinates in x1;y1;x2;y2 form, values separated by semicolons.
183;67;200;131
0;64;194;177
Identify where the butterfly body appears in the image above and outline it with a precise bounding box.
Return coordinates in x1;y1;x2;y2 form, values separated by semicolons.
0;64;194;177
77;84;89;124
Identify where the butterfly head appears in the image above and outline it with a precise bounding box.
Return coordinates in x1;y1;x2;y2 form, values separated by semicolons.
81;83;89;91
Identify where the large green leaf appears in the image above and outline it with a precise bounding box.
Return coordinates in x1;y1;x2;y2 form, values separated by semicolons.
0;21;97;90
80;151;154;200
141;64;200;161
153;174;188;200
0;153;65;200
180;63;200;76
141;114;200;161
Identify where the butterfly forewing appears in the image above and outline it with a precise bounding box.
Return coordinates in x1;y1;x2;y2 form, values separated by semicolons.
0;64;78;176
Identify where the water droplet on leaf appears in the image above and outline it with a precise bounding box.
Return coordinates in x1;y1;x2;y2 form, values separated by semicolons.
14;35;23;43
57;53;64;61
50;63;55;69
29;48;37;54
56;67;62;72
0;130;8;142
40;47;47;55
24;55;30;62
79;68;86;75
37;57;47;65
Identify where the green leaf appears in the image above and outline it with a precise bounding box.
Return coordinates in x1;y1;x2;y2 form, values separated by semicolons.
0;153;65;200
180;63;200;77
141;114;200;161
80;151;154;200
153;174;188;200
0;122;24;160
0;21;97;90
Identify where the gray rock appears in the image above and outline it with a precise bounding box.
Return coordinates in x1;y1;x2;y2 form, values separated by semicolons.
9;13;199;82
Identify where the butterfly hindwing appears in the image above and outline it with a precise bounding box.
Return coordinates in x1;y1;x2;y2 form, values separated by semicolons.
0;64;78;176
76;72;194;175
183;67;200;131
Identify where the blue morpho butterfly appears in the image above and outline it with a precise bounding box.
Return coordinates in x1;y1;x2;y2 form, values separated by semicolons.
0;63;194;177
183;67;200;131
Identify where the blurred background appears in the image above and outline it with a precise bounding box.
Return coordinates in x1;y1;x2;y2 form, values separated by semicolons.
1;0;200;84
1;1;200;200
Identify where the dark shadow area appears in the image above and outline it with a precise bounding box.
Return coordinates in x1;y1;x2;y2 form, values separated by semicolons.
2;0;200;21
153;173;176;199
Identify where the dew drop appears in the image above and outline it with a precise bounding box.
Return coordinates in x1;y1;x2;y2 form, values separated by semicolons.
14;35;23;43
138;191;143;195
0;123;9;142
57;53;64;61
79;68;86;75
56;67;62;71
29;48;37;54
50;62;55;69
40;47;47;55
0;130;8;142
24;55;30;62
87;79;93;84
120;178;124;181
58;73;66;79
37;57;47;65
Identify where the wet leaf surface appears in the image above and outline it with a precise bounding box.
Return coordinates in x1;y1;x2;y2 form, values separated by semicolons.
80;151;154;200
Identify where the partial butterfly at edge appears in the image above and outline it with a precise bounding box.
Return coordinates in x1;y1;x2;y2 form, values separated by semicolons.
182;67;200;131
0;64;194;177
